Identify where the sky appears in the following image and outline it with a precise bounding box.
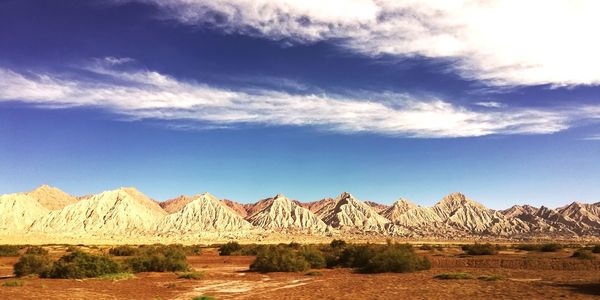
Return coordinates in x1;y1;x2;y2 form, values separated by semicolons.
1;0;599;209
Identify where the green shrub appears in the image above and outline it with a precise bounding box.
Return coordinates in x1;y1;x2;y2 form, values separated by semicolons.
177;271;205;279
592;245;600;254
540;243;563;252
25;246;48;256
109;245;138;256
572;249;594;260
478;275;504;281
462;243;498;255
2;280;25;287
338;244;377;268
0;245;20;256
435;272;474;280
218;242;242;256
43;251;122;279
14;254;52;277
300;247;326;269
514;244;540;251
330;239;347;249
126;245;188;272
97;272;135;281
359;244;431;274
250;246;310;273
184;245;202;256
192;296;215;300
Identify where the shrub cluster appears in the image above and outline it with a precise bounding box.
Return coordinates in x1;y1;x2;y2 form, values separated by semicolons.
25;246;49;256
13;254;52;277
43;251;122;279
218;242;266;256
592;245;600;254
358;244;431;274
250;245;310;273
218;242;242;256
540;243;563;252
125;244;189;272
572;249;594;260
0;245;21;256
461;243;498;255
109;245;138;256
514;243;564;252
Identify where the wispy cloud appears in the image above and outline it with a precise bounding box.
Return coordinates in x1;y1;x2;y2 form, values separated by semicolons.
128;0;600;87
581;134;600;141
474;101;506;108
0;59;595;138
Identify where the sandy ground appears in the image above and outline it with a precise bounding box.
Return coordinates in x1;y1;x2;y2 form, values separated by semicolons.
0;248;599;299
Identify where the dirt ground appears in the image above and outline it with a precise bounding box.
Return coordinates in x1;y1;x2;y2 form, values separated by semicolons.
0;247;599;299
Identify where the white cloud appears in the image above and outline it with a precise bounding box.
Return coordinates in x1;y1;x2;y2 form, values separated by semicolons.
131;0;600;86
581;135;600;141
474;101;505;108
0;62;590;138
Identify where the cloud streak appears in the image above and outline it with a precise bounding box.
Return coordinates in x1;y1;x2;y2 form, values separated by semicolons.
129;0;600;87
2;59;595;138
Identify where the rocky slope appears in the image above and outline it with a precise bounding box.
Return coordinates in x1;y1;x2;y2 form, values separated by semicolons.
158;193;253;233
160;195;196;214
298;198;335;213
221;199;249;218
246;194;327;232
0;193;49;232
364;201;390;213
29;187;167;235
27;185;78;210
315;192;390;231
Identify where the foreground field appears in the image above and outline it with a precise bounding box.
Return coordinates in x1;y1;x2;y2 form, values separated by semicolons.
0;246;599;299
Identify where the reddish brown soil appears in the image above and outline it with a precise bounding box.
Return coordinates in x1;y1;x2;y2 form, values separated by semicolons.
0;248;598;299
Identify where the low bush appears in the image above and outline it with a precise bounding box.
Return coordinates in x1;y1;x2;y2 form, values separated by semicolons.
0;245;20;256
514;244;540;251
177;271;204;280
109;245;138;256
305;271;323;276
218;242;242;256
193;296;215;300
97;272;135;281
359;244;431;274
250;246;310;273
43;251;122;279
14;254;52;277
462;243;498;255
184;245;202;256
419;244;434;250
337;244;377;268
434;272;474;280
540;243;563;252
478;275;504;281
590;245;600;254
572;249;594;260
330;239;347;249
25;246;48;256
2;280;25;287
299;247;326;269
126;245;189;272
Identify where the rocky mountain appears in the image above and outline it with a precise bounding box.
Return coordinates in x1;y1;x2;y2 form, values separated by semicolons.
29;187;167;235
381;198;418;221
246;194;327;232
386;193;530;237
315;192;390;231
158;193;252;233
27;185;78;210
298;198;335;213
160;195;196;214
221;199;249;218
0;193;49;232
364;201;390;213
557;202;600;230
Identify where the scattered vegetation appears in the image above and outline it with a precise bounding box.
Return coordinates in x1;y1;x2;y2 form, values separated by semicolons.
65;245;79;253
591;245;600;253
109;245;138;256
461;243;498;255
299;247;326;269
97;272;136;281
572;249;594;260
2;280;25;287
540;243;563;252
330;239;347;249
192;296;215;300
126;245;189;272
434;272;474;280
14;254;52;277
177;271;205;280
218;241;242;256
42;251;122;279
514;243;564;252
358;244;431;274
0;245;21;256
25;246;48;256
250;245;311;272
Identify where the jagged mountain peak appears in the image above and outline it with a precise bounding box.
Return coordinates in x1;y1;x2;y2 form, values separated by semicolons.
315;192;389;230
246;194;327;231
435;192;487;211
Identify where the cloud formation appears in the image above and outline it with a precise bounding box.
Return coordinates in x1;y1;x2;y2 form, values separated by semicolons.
132;0;600;87
0;59;594;138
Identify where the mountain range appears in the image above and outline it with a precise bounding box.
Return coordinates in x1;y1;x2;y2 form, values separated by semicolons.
0;185;598;241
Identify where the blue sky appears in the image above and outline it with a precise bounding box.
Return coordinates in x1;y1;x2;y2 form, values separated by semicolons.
1;0;599;209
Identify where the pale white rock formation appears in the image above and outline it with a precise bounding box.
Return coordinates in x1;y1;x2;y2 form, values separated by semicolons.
0;193;49;232
29;187;166;235
316;192;390;231
27;185;78;210
246;194;327;232
381;198;418;221
364;201;390;213
158;193;253;233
